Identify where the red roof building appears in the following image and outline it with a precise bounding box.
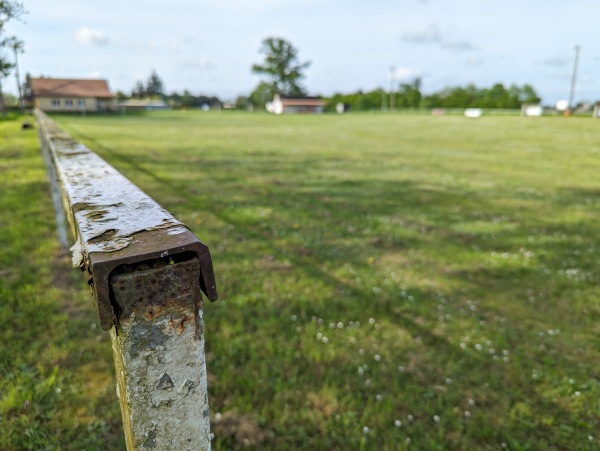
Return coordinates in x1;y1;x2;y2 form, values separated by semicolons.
267;94;324;114
31;77;117;112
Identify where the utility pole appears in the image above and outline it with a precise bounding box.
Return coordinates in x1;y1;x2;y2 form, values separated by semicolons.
568;44;580;112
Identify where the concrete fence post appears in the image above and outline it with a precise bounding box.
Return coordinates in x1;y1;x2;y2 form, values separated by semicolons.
36;109;218;450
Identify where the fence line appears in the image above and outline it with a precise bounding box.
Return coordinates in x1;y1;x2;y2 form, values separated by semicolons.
36;109;217;450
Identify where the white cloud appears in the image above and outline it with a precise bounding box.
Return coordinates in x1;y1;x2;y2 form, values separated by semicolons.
390;67;421;82
465;57;484;67
137;42;159;51
402;25;440;44
442;41;474;52
86;70;103;78
178;58;213;70
403;25;474;54
75;27;109;46
541;57;569;67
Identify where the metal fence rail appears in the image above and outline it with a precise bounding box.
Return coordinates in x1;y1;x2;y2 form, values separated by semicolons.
36;109;217;450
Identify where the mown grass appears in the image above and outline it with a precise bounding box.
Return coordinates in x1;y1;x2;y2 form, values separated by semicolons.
4;110;600;449
0;114;124;449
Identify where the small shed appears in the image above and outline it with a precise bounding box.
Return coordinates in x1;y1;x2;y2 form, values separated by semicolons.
31;77;117;112
120;99;170;112
267;94;324;115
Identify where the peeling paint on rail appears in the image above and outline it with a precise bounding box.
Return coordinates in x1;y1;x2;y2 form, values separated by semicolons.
37;112;183;256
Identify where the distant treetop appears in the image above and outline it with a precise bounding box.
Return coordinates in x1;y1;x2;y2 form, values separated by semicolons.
252;37;310;98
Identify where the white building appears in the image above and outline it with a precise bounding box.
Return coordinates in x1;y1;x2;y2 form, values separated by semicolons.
266;94;324;115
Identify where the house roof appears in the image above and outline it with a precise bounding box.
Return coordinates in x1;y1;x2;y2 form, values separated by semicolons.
31;78;116;98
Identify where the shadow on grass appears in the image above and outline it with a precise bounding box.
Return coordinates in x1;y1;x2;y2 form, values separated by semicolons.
60;123;600;448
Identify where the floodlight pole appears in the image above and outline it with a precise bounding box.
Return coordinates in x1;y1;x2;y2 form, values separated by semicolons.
568;44;580;112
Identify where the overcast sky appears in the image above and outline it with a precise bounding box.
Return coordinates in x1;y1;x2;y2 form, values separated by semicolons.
5;0;600;104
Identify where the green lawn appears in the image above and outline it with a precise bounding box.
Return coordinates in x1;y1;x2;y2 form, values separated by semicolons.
3;110;600;449
0;114;124;449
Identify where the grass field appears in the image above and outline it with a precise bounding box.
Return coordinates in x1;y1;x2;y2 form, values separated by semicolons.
3;110;600;449
0;114;123;449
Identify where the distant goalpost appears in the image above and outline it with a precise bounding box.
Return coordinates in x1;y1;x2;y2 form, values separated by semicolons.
593;105;600;118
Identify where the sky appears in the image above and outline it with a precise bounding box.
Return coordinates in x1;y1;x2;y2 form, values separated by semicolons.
5;0;600;105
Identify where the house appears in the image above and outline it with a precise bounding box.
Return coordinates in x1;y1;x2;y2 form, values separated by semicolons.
266;94;324;115
120;99;170;112
30;77;117;112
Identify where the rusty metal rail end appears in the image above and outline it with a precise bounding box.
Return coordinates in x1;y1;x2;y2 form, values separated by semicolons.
35;108;217;331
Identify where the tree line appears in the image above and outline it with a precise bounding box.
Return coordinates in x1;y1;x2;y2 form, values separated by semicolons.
122;70;222;109
326;81;541;112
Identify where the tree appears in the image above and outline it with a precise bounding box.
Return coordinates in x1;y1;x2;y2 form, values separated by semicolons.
328;82;542;111
235;95;251;111
397;79;422;108
116;90;129;101
0;0;24;27
130;71;165;99
180;89;195;107
131;80;145;98
0;58;11;114
417;82;542;109
516;84;541;104
250;81;276;109
0;0;25;115
146;70;164;98
252;37;310;97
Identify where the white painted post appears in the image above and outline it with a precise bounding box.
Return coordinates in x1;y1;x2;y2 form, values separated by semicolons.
110;259;211;449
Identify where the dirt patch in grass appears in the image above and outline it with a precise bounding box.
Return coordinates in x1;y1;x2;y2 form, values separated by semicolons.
213;411;265;447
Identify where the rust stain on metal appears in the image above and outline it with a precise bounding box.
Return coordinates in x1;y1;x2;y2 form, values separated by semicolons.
169;315;195;335
110;258;204;350
144;305;165;321
109;258;202;318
